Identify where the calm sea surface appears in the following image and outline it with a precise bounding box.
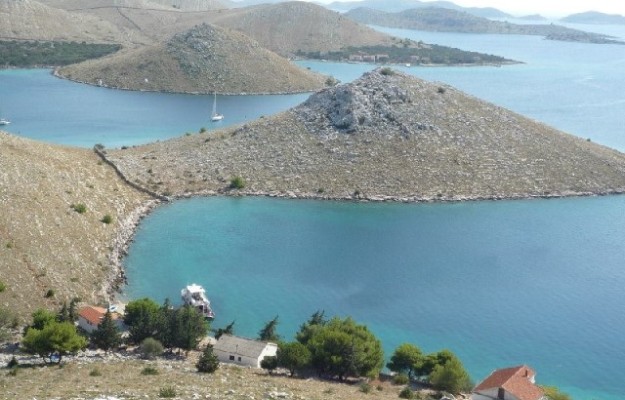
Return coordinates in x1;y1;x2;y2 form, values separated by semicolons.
3;24;625;400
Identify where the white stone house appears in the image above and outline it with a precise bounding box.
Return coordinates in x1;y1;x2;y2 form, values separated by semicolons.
77;306;124;334
472;365;547;400
213;334;278;368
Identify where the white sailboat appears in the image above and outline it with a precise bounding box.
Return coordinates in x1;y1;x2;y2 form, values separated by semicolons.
211;93;224;122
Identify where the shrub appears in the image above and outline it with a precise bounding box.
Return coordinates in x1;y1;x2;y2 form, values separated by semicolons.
199;127;207;133
359;382;372;393
196;345;219;373
7;367;18;377
6;357;18;369
71;203;87;214
141;366;159;375
139;337;164;360
101;214;113;224
380;67;395;76
159;386;177;398
229;176;245;189
377;384;384;391
44;289;55;298
393;374;410;385
89;368;102;377
399;386;414;399
437;87;446;94
0;281;5;293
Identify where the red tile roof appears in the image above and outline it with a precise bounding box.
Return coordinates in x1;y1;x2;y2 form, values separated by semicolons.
474;365;544;400
78;306;108;326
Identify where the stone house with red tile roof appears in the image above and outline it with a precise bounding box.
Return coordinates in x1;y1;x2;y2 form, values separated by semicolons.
472;365;546;400
77;306;124;334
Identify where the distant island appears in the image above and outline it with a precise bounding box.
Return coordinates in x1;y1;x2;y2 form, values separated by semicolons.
345;7;625;45
561;11;625;25
328;0;513;18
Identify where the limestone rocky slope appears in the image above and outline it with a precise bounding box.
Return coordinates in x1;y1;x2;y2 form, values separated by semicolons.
57;23;328;94
105;69;625;201
0;132;150;320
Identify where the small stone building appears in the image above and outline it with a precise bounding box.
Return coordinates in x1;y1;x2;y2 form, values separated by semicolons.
213;334;278;368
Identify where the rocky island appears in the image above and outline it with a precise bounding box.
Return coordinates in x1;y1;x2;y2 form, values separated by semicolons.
103;69;625;202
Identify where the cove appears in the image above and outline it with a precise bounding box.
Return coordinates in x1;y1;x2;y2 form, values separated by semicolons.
124;195;625;400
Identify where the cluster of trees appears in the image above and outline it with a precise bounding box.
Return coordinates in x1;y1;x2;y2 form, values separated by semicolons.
296;44;508;65
254;311;471;394
123;298;208;352
0;40;120;67
21;301;86;364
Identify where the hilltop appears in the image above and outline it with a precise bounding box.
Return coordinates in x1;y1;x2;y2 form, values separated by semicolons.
103;69;625;201
0;131;151;321
57;23;328;94
345;7;625;45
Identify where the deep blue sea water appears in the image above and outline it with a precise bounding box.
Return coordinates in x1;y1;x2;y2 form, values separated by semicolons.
3;24;625;400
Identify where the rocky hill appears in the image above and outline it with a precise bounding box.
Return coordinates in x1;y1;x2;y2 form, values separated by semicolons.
328;0;513;18
0;0;146;44
345;7;625;44
207;1;396;56
57;23;328;94
103;69;625;202
0;131;150;321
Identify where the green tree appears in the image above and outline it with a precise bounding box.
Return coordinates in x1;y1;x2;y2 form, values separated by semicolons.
277;341;311;377
155;298;176;350
387;343;424;380
429;356;473;394
124;298;160;344
21;321;87;364
306;316;384;380
258;315;280;342
196;344;220;373
57;302;70;323
91;309;121;353
417;349;455;378
296;310;327;345
171;305;208;352
68;298;79;322
214;320;235;340
261;355;278;374
28;308;56;332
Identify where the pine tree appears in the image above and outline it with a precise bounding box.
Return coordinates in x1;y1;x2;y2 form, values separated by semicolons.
258;315;280;342
196;344;219;373
214;320;235;340
91;310;121;353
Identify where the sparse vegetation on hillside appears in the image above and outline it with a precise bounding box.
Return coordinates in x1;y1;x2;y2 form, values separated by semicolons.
0;40;120;67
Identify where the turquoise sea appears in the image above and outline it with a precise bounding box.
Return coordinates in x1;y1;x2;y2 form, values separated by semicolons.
3;23;625;400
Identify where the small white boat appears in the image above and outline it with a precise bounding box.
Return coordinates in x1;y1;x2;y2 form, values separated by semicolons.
211;93;224;122
181;283;215;319
0;118;10;126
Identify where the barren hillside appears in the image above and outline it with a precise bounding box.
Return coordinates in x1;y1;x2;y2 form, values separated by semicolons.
208;1;396;56
57;23;328;94
0;132;150;320
0;0;146;44
105;69;625;201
